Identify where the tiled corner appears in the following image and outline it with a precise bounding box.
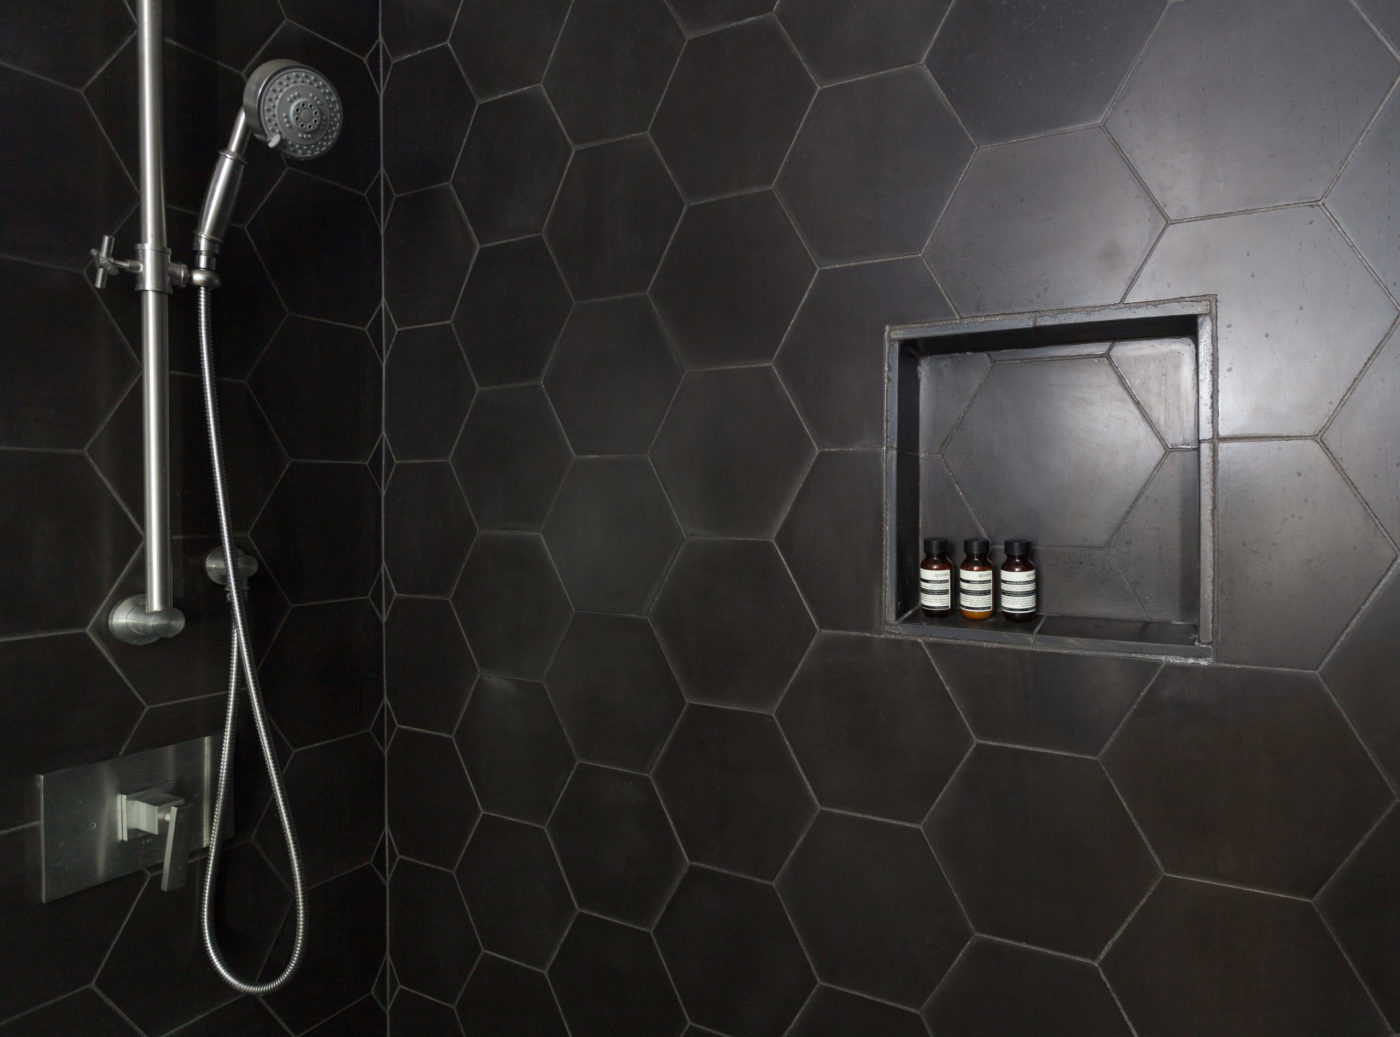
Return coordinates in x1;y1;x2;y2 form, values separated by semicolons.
388;860;478;1005
384;323;474;462
386;596;477;735
387;729;479;869
383;461;475;596
384;185;476;327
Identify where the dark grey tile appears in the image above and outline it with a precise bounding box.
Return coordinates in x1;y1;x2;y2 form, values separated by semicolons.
302;996;386;1035
1215;440;1393;667
1104;878;1388;1037
452;237;571;387
549;915;686;1037
1111;338;1197;448
382;0;460;58
788;986;927;1037
387;596;477;734
453;88;571;246
451;533;572;679
1326;328;1400;541
166;0;281;70
778;633;970;823
384;46;476;194
1356;0;1400;50
544;0;682;144
1025;547;1147;621
926;745;1157;958
280;0;378;55
456;815;575;968
668;0;775;32
1108;0;1396;218
656;867;815;1037
777;258;949;449
385;186;477;327
1105;664;1390;897
652;539;814;711
390;860;478;1004
544;297;682;455
1323;570;1400;788
1129;208;1395;437
385;324;475;461
458;955;568;1036
1109;450;1199;622
456;673;574;824
655;705;816;881
651;367;814;538
780;0;949;83
387;729;479;868
652;192;814;367
652;19;813;200
451;0;569;97
927;128;1163;316
778;67;971;264
384;462;475;596
0;988;140;1036
388;990;462;1036
778;812;968;1007
0;0;129;87
545;137;683;300
453;385;572;531
920;352;989;452
1331;79;1400;299
918;455;987;560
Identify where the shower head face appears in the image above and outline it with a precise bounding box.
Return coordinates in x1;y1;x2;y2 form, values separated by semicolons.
243;60;342;160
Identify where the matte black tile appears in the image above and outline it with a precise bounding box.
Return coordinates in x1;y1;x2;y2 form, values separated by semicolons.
1129;208;1395;437
389;991;463;1035
1105;664;1390;897
385;186;477;327
1214;440;1392;668
0;0;129;87
387;596;477;734
387;729;479;868
919;352;989;454
1104;878;1388;1037
656;867;815;1037
545;613;684;771
456;673;575;825
1327;326;1400;540
385;323;475;461
453;385;573;531
390;860;479;1004
458;955;568;1036
651;367;814;538
655;705;816;880
652;20;814;200
302;996;386;1035
779;812;967;1007
384;46;476;193
778;68;971;264
549;915;685;1037
652;539;814;711
0;989;136;1037
383;0;461;59
548;765;685;927
456;814;574;968
1108;449;1199;622
1324;570;1400;788
123;693;226;755
174;996;289;1036
778;632;969;822
452;237;571;387
451;534;572;679
652;192;814;367
545;137;683;300
544;297;682;455
166;0;281;70
543;0;683;144
1331;88;1400;299
1108;0;1395;218
1023;546;1147;621
1319;807;1400;1030
450;0;569;97
385;462;476;596
776;450;884;632
925;937;1133;1037
782;0;948;83
543;457;683;613
1111;338;1197;448
453;88;571;246
927;127;1162;316
789;986;927;1037
280;0;378;55
777;258;948;450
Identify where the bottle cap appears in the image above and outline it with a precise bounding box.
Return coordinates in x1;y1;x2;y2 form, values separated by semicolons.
1004;539;1031;557
964;537;990;555
926;537;949;555
923;538;933;555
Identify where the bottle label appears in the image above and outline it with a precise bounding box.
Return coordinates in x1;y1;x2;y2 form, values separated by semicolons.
960;570;993;611
1000;569;1037;614
920;569;951;609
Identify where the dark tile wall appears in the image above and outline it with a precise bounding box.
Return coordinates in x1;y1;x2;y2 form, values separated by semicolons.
383;0;1400;1034
0;1;385;1033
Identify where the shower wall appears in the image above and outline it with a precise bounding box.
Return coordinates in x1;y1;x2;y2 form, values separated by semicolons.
381;0;1400;1035
0;1;385;1033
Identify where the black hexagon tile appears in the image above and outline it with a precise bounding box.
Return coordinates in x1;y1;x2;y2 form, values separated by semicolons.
453;385;573;531
389;860;478;1006
1325;327;1400;541
381;0;460;58
1109;449;1200;622
384;185;476;327
451;0;570;98
0;0;130;87
453;237;572;387
384;323;475;462
788;986;928;1037
382;45;476;194
386;596;478;734
1330;90;1400;300
780;0;950;84
459;955;568;1035
1323;570;1400;789
387;728;479;869
451;533;572;679
668;0;776;34
384;461;475;596
549;915;686;1037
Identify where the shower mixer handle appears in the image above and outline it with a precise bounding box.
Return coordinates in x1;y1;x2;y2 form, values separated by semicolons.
91;234;220;291
118;787;194;892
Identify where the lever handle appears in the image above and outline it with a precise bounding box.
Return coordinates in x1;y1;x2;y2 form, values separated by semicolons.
118;788;194;891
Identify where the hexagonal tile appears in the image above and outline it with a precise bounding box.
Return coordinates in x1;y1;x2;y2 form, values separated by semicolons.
668;0;776;33
280;0;378;54
944;357;1164;547
457;815;574;968
453;385;573;531
0;0;130;87
451;0;570;97
386;597;476;734
549;765;684;927
166;0;281;70
779;0;948;84
384;461;475;596
657;867;815;1037
452;237;571;387
260;600;382;747
1326;328;1400;541
652;193;814;367
545;613;684;771
453;87;571;246
779;812;967;1007
544;0;682;144
456;673;575;824
1323;571;1400;788
1215;440;1393;668
386;46;476;192
1105;664;1390;897
926;745;1158;958
651;367;814;538
652;539;814;711
778;633;969;822
1129;208;1395;437
385;186;477;327
789;987;927;1037
387;729;479;868
388;992;462;1035
656;705;816;880
1104;878;1388;1037
1108;0;1395;218
545;136;683;300
0;990;139;1037
451;533;572;679
777;258;950;449
925;937;1133;1037
384;324;474;461
382;0;460;58
545;297;682;455
549;915;686;1037
543;458;682;613
1111;337;1198;448
928;127;1164;315
778;68;972;264
458;955;567;1035
1109;449;1200;622
652;20;814;200
389;861;478;1004
1331;91;1400;299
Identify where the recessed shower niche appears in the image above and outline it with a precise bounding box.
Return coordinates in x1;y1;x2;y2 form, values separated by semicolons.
886;299;1216;659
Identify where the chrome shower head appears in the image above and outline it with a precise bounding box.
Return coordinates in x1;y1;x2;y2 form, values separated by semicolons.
243;60;342;160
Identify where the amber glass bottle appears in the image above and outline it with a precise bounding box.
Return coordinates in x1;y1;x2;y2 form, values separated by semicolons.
959;538;994;620
1000;540;1037;622
919;537;953;616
